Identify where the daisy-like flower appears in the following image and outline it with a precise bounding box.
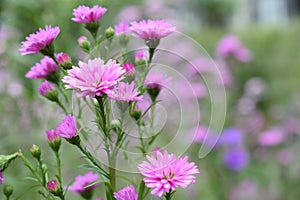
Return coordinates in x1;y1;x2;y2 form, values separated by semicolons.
110;82;142;102
114;21;130;36
56;114;77;139
19;25;60;56
138;150;199;197
62;58;125;98
69;172;100;193
25;56;59;80
114;185;138;200
130;20;176;48
72;5;107;24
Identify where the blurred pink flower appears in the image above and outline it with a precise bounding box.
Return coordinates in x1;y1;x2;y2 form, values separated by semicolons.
191;125;208;143
130;20;175;47
62;58;125;98
38;80;55;96
144;72;170;90
0;172;4;183
114;185;138;200
138;150;199;197
69;172;100;193
215;35;252;62
20;25;60;55
230;179;260;200
46;129;59;142
117;6;141;22
56;52;71;65
72;5;107;24
110;82;142;102
114;21;130;36
25;56;59;79
78;36;88;45
258;128;285;146
121;63;135;75
56;114;77;139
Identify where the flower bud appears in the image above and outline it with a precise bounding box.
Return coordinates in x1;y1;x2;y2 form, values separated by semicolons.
111;120;121;132
105;27;115;41
3;184;13;198
56;52;72;70
78;36;91;53
134;50;148;66
129;103;142;121
38;81;58;102
121;63;135;82
30;144;41;160
46;129;61;152
47;180;63;197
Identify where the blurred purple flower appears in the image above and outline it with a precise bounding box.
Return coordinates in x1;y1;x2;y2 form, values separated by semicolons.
191;125;208;143
69;171;100;193
219;127;244;146
56;114;77;139
62;58;125;98
222;148;250;171
20;25;60;55
38;80;55;96
215;35;252;63
114;185;138;200
122;63;135;75
25;56;59;79
230;179;260;200
258;128;285;146
109;82;143;102
114;21;130;36
144;72;170;90
0;172;4;183
72;5;107;24
117;6;141;22
138;150;199;197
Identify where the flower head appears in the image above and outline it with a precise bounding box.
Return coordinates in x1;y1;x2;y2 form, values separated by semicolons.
20;25;60;55
219;127;244;146
114;185;138;200
46;129;59;142
258;128;284;146
215;35;252;62
130;20;175;48
222;148;249;171
115;21;130;36
25;56;59;80
144;72;170;90
47;180;61;193
56;114;77;139
56;52;72;69
134;50;148;65
72;5;107;24
122;63;135;75
69;172;100;193
110;82;142;102
62;58;125;98
138;150;199;197
38;80;55;96
46;129;61;152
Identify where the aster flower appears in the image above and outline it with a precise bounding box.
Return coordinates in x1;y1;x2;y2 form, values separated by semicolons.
144;72;170;101
130;20;176;48
56;114;77;139
62;58;125;98
121;63;135;81
0;172;4;183
222;148;250;171
20;25;60;56
56;52;72;69
69;172;100;194
115;21;130;36
215;35;252;62
72;5;107;24
110;82;142;102
25;56;59;81
114;185;138;200
138;150;199;197
38;80;58;101
134;50;149;65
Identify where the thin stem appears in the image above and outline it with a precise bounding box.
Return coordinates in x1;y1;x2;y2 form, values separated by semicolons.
164;190;174;200
38;159;46;186
56;100;68;115
54;151;62;185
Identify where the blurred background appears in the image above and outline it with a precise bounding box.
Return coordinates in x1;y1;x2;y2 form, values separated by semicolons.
0;0;300;199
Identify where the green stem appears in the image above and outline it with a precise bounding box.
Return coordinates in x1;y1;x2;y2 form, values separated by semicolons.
56;100;68;115
164;190;173;200
38;159;46;186
54;151;62;185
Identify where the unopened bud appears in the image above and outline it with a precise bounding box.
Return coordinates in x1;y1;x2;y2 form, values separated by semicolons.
3;184;13;198
47;180;63;197
105;27;115;41
78;36;91;53
56;52;72;70
38;81;58;102
30;144;41;160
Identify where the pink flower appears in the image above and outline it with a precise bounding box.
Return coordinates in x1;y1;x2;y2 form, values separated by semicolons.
134;50;149;62
78;36;88;44
121;63;135;75
114;185;138;200
72;5;107;24
130;20;176;41
69;172;100;193
110;82;142;102
138;150;199;197
144;72;170;90
215;35;252;62
56;52;71;65
258;128;285;146
47;180;60;191
62;58;125;98
56;114;77;139
0;172;4;183
114;21;130;36
38;80;55;96
46;129;59;142
19;25;60;55
25;56;59;79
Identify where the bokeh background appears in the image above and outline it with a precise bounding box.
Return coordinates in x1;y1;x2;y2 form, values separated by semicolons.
1;0;300;199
